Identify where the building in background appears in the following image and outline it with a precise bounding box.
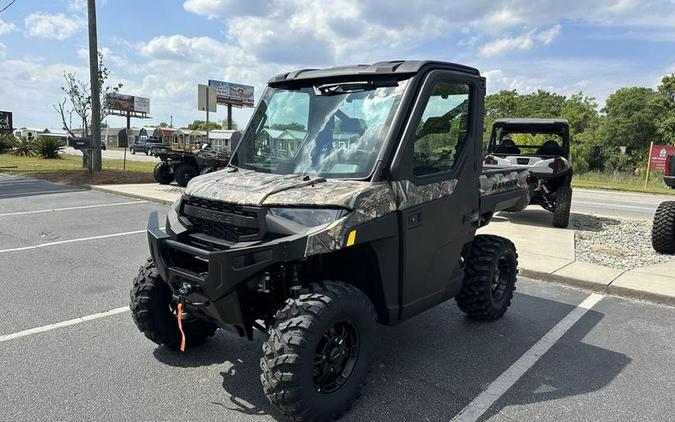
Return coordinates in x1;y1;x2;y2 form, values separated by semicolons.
208;129;242;153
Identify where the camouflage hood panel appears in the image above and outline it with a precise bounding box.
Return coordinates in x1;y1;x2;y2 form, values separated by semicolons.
186;169;384;210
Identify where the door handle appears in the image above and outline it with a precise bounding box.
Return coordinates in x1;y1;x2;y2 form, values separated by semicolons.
408;211;423;228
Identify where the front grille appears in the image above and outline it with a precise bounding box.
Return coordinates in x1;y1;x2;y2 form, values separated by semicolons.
181;196;262;242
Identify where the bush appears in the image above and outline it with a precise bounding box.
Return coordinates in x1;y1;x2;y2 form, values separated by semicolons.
33;136;64;159
11;138;34;157
0;134;15;154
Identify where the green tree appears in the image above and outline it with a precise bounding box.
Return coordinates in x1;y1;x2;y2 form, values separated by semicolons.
187;120;222;131
602;87;659;170
158;122;169;128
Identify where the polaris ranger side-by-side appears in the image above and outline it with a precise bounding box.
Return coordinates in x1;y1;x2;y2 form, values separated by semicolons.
130;61;529;421
485;118;573;227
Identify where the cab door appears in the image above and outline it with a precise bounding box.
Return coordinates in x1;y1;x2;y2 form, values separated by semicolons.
390;70;484;320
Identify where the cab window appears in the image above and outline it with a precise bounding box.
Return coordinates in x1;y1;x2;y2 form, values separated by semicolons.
412;82;471;177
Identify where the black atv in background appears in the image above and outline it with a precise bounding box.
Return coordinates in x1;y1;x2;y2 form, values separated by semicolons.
485;118;573;227
152;142;236;187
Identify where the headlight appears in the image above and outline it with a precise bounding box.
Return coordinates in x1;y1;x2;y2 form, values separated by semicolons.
268;208;347;227
266;208;348;236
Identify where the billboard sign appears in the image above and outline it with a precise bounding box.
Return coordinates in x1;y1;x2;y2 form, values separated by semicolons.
649;144;675;170
208;80;254;107
0;111;13;133
107;93;150;114
198;84;217;112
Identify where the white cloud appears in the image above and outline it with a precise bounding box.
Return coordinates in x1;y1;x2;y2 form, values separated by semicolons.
68;0;87;11
0;42;6;59
77;46;129;68
479;25;561;56
183;0;269;18
0;18;16;35
536;24;561;45
24;13;84;40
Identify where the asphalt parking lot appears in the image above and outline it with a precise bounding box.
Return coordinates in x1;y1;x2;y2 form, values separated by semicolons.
1;175;674;422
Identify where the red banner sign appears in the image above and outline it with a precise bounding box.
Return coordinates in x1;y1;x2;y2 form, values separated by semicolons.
649;144;675;170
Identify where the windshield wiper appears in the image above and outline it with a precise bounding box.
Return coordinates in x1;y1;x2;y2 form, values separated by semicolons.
314;80;398;96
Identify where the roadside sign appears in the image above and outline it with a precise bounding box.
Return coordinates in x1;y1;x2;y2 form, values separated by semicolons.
198;84;217;112
0;111;12;133
107;93;150;115
208;80;254;107
649;144;675;171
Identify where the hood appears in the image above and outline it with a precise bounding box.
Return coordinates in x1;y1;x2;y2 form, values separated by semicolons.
185;168;374;209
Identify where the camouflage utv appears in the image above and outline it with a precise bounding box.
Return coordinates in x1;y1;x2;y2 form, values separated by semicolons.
130;61;529;421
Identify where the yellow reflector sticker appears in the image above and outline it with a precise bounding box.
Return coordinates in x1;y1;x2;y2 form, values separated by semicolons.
346;230;357;246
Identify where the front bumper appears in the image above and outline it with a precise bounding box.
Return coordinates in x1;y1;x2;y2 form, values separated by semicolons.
146;211;307;337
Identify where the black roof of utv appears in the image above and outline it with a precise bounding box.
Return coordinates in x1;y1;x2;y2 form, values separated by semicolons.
492;118;569;134
268;60;480;85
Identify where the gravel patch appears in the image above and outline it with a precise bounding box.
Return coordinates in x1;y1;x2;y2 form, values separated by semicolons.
573;214;674;270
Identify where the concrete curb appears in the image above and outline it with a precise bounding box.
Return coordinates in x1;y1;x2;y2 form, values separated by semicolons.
521;268;675;306
87;185;174;205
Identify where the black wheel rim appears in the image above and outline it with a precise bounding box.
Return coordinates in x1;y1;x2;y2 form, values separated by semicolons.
313;320;359;394
491;256;512;301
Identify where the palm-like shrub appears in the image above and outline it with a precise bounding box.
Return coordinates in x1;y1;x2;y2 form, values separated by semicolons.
11;137;34;157
33;136;64;159
0;133;14;154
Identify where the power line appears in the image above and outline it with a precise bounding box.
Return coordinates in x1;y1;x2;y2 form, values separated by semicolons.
0;0;17;15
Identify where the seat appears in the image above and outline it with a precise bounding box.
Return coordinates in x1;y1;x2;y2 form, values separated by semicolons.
536;140;564;156
493;138;520;155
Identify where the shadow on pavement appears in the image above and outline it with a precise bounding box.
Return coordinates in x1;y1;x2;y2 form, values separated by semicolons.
491;208;559;229
152;292;628;421
0;177;85;199
479;309;631;420
153;332;276;417
571;213;622;232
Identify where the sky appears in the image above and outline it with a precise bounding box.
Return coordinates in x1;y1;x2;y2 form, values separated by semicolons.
0;0;674;131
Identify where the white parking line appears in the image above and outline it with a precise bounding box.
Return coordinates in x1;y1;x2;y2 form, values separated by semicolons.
0;306;130;343
0;229;146;253
0;200;147;217
451;293;604;422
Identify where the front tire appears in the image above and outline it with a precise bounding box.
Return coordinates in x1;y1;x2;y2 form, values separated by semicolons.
456;235;518;320
130;258;217;350
552;186;572;228
153;162;174;185
261;281;377;421
174;164;198;187
652;201;675;253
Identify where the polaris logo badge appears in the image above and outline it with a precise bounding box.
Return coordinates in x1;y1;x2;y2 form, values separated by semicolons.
494;179;519;190
211;190;220;198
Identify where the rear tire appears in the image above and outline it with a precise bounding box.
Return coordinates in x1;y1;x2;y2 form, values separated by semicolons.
456;235;518;320
261;281;377;421
652;201;675;253
552;186;572;228
174;164;198;187
153;163;174;185
130;258;217;350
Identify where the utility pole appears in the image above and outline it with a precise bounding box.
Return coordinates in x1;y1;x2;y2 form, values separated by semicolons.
88;0;102;172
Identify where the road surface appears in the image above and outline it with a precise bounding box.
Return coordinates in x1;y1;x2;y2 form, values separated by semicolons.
1;174;674;422
63;146;160;163
571;188;671;220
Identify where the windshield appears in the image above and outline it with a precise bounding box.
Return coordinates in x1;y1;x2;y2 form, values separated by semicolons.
231;80;409;178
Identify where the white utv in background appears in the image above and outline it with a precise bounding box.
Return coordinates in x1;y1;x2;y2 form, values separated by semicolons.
485;118;573;227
